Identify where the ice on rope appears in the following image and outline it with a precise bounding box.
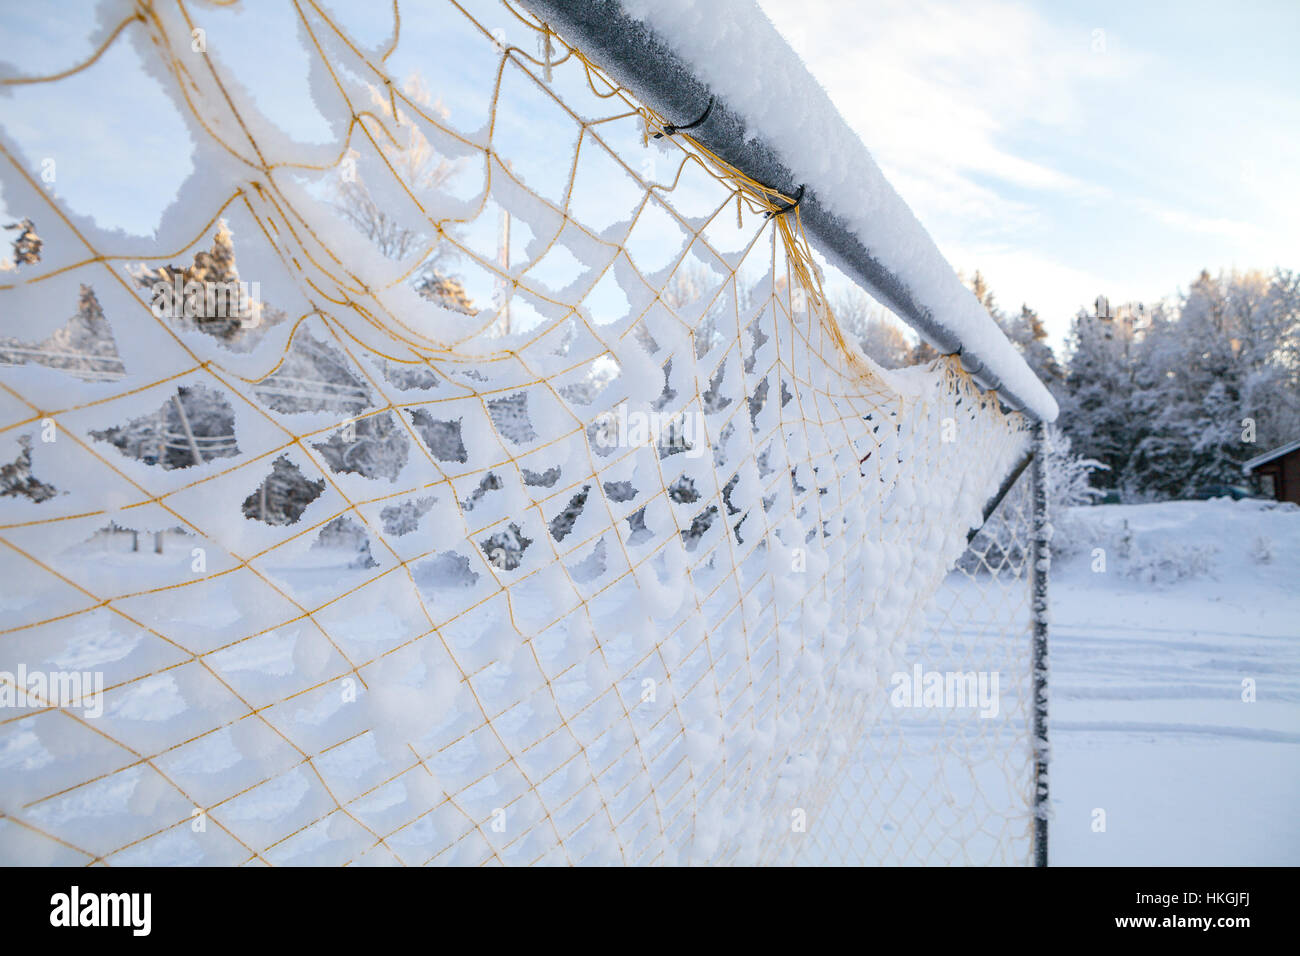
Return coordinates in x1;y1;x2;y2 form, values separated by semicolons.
0;0;1037;866
605;0;1059;423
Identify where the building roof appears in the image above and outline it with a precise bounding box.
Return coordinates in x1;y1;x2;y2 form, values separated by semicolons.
1243;439;1300;474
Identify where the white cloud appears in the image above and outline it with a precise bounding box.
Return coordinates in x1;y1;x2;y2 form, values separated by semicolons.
1131;200;1262;246
943;244;1130;341
761;0;1129;206
752;0;1141;343
755;0;1300;350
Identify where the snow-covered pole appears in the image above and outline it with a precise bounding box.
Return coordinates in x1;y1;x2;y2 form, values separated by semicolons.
1030;420;1051;866
515;0;1052;420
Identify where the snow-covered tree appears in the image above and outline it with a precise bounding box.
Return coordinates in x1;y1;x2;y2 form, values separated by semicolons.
830;287;914;369
3;218;42;269
1120;270;1299;497
1059;268;1300;501
1006;304;1064;387
966;271;1064;390
0;284;123;381
335;72;472;314
128;221;270;343
1058;305;1145;493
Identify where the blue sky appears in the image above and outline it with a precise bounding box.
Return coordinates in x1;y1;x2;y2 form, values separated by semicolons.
759;0;1300;344
0;0;784;338
3;0;1296;351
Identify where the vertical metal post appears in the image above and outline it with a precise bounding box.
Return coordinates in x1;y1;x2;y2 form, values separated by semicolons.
1029;420;1051;866
494;160;512;336
172;394;205;466
497;202;511;335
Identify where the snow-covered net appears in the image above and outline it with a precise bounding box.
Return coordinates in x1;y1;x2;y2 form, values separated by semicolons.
0;0;1035;865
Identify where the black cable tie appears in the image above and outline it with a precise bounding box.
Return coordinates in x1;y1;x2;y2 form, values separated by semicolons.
765;184;805;219
653;96;715;138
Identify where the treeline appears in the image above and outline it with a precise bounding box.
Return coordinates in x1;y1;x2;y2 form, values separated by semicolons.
835;268;1300;501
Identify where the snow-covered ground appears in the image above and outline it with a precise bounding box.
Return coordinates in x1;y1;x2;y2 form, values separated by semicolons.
1048;498;1300;865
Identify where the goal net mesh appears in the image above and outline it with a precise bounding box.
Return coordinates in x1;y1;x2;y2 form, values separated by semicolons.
0;0;1036;865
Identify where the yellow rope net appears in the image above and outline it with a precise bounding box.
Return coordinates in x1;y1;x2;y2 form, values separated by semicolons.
0;0;1035;865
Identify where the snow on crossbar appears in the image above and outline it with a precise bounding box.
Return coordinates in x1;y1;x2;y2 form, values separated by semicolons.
520;0;1059;422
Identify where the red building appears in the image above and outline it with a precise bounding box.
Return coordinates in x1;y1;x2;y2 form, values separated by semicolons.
1243;439;1300;505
